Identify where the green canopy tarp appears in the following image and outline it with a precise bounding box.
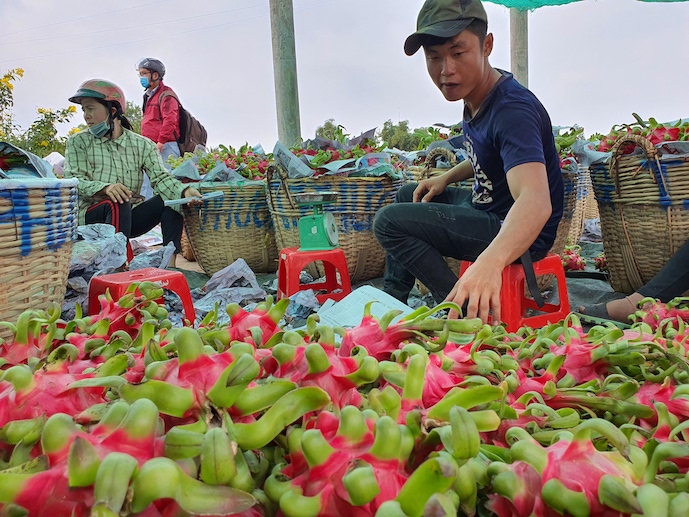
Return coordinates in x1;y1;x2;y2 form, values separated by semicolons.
487;0;683;10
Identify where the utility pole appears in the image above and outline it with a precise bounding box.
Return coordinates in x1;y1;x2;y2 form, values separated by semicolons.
509;8;528;88
269;0;302;147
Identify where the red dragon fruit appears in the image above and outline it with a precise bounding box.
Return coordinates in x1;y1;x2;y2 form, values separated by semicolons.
640;408;689;476
0;362;108;429
199;297;289;349
38;398;162;468
441;340;505;381
264;406;453;516
631;297;689;331
561;245;587;272
120;328;261;425
486;460;543;517
87;283;166;339
337;302;482;361
262;326;379;408
487;419;645;516
0;463;94;517
376;349;488;424
594;253;608;273
415;350;462;408
549;314;614;384
633;376;689;426
0;303;67;367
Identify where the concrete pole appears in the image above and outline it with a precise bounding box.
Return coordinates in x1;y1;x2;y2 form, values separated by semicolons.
269;0;302;147
509;8;529;88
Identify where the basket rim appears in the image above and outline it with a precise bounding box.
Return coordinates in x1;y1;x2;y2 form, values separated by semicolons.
0;178;79;189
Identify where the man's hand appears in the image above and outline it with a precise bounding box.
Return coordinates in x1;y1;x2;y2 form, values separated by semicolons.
445;258;503;325
156;142;165;152
101;183;133;204
183;186;203;206
413;175;448;203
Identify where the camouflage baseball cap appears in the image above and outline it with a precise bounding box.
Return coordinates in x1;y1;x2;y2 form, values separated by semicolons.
404;0;488;56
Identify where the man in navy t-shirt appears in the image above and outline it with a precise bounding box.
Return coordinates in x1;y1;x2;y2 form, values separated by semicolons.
373;0;564;325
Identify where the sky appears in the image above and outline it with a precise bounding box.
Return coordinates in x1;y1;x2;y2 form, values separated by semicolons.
1;0;688;152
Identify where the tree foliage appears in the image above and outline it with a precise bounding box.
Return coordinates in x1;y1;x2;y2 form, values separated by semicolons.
0;69;25;144
1;69;145;159
315;118;424;150
315;118;348;144
0;68;77;157
379;119;422;151
314;118;461;152
124;101;142;134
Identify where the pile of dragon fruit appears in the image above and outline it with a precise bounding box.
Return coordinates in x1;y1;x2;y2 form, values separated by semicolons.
2;281;689;517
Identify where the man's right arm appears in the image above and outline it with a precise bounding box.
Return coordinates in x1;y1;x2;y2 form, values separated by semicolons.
413;160;474;203
443;160;474;183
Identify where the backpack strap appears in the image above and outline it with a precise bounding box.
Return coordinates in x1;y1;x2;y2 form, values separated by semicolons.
156;90;182;143
157;89;181;110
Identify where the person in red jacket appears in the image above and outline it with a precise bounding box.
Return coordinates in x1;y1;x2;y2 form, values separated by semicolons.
137;58;181;168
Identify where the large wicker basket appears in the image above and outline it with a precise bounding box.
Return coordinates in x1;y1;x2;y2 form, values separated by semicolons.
412;149;577;295
567;166;600;246
266;164;404;283
180;224;195;261
407;147;473;189
0;178;79;340
550;169;578;259
590;134;689;294
182;181;278;276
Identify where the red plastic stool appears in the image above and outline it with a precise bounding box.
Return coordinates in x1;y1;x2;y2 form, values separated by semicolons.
459;253;570;331
277;247;352;304
88;267;196;322
126;241;134;263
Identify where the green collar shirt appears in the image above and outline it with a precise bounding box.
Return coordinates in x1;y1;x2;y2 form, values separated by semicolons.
64;128;186;224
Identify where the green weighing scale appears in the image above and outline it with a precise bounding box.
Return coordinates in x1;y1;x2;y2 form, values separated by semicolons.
293;191;339;251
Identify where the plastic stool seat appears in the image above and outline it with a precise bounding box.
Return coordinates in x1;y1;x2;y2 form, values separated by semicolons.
88;267;195;322
459;253;570;332
277;247;352;304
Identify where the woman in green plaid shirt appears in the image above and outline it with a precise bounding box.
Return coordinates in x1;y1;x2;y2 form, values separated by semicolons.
64;79;201;267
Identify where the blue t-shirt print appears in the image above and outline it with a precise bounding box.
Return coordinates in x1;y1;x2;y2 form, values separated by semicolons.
463;71;564;253
464;132;494;206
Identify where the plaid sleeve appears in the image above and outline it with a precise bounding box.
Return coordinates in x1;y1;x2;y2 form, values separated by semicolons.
63;133;110;198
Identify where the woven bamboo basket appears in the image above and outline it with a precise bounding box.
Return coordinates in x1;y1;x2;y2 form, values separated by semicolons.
412;149;576;295
180;224;195;261
550;169;578;260
407;147;456;182
584;171;600;221
407;147;473;190
567;166;601;245
0;178;79;340
266;164;404;283
590;134;689;294
566;166;589;245
182;181;278;276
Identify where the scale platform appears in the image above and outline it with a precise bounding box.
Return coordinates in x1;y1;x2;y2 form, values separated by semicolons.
293;191;339;251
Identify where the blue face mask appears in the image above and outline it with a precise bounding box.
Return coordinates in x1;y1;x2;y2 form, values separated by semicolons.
89;120;111;138
140;76;150;89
